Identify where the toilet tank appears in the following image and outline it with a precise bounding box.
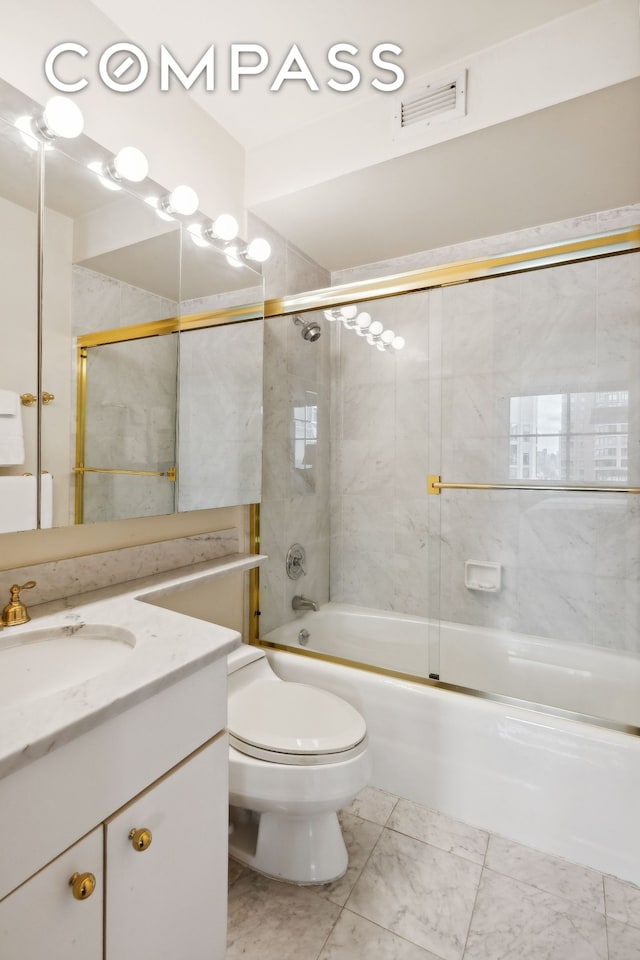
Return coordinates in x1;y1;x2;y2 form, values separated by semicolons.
227;645;278;694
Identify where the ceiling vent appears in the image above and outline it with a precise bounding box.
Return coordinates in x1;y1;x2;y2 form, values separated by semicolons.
393;70;467;140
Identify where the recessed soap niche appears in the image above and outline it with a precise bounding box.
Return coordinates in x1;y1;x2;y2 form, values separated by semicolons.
464;560;502;593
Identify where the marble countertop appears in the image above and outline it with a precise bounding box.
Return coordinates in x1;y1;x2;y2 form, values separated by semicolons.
0;552;266;780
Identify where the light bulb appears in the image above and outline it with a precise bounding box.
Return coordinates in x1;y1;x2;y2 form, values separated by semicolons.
342;305;358;320
369;320;383;337
381;329;395;345
168;184;199;216
42;96;84;139
392;336;406;351
113;146;149;182
187;224;209;248
211;213;239;241
246;237;271;262
355;311;371;330
88;161;121;191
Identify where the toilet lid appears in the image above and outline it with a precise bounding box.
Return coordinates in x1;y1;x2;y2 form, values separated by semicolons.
228;680;366;758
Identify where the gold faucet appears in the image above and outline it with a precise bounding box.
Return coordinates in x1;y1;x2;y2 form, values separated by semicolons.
2;581;37;627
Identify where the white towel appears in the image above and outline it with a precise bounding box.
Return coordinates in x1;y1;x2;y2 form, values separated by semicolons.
0;474;53;532
0;390;18;415
0;390;24;465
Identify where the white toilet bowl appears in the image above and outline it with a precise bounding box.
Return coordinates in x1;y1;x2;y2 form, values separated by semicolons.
227;645;371;884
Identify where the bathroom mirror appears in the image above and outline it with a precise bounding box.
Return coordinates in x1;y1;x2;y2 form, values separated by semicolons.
30;113;264;526
0;115;40;533
41;146;182;525
177;234;264;512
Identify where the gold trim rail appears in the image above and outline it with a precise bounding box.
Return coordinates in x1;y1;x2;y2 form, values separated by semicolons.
427;475;640;495
74;467;176;481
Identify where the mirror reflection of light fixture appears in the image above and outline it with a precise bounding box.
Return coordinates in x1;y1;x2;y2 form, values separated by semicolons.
203;213;239;242
160;184;199;217
322;306;405;352
88;160;121;191
187;224;210;248
246;237;271;263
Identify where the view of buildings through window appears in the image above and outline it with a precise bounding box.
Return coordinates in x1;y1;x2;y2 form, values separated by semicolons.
509;391;629;482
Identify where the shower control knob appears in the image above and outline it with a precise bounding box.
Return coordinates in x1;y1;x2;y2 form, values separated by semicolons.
286;543;307;580
298;629;310;646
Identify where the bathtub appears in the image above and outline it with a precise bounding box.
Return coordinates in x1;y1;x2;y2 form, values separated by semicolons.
262;603;640;885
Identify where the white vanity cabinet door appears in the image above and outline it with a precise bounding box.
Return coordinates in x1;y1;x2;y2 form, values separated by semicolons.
104;733;228;960
0;827;103;960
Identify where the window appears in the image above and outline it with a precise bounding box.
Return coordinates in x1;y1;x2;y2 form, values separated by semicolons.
509;390;629;482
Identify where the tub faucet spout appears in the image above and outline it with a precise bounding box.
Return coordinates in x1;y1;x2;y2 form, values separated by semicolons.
292;595;319;612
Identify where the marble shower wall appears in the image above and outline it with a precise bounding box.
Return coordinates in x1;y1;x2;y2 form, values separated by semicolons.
329;292;430;615
431;251;640;652
253;217;331;635
329;205;639;654
259;310;332;634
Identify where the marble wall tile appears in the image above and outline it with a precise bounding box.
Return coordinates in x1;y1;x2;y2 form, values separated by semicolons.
72;266;121;335
597;204;640;231
388;800;488;865
464;868;607;960
318;910;441;960
346;828;482;960
0;529;239;605
516;568;595;645
485;835;605;913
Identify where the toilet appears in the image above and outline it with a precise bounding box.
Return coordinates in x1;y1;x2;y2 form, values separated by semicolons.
227;645;371;884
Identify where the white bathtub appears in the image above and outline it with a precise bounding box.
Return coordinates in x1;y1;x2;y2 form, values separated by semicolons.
262;603;640;885
265;602;640;727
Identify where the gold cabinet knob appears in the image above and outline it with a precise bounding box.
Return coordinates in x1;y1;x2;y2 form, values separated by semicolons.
129;827;152;851
69;872;96;900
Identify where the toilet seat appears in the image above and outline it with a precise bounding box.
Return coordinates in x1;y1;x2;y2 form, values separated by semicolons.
228;680;367;765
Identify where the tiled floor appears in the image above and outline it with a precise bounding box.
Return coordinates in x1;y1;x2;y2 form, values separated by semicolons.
227;786;640;960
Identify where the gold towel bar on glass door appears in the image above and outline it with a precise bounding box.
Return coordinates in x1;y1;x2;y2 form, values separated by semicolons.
427;475;640;495
74;467;176;481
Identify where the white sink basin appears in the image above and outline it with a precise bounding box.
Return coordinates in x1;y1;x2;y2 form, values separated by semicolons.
0;625;136;708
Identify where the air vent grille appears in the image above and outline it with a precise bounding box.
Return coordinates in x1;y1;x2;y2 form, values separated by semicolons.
393;70;467;139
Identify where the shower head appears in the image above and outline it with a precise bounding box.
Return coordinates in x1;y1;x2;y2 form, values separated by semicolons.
292;314;321;342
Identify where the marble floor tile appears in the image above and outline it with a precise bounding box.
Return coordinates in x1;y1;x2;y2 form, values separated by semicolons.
607;917;640;960
464;867;608;960
228;857;246;887
343;785;398;825
227;871;340;960
346;826;481;960
318;909;443;960
317;812;383;907
388;799;488;865
605;875;640;928
485;834;605;912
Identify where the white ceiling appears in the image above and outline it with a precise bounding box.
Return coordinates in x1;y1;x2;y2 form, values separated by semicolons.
90;0;602;148
88;0;637;271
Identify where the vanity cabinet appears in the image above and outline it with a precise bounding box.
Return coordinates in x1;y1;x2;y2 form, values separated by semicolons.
0;657;231;960
105;735;228;960
0;828;103;959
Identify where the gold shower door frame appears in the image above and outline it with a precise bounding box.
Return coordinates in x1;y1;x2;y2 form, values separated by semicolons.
249;223;640;737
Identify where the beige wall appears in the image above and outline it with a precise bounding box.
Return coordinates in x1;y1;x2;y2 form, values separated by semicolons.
0;504;247;571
